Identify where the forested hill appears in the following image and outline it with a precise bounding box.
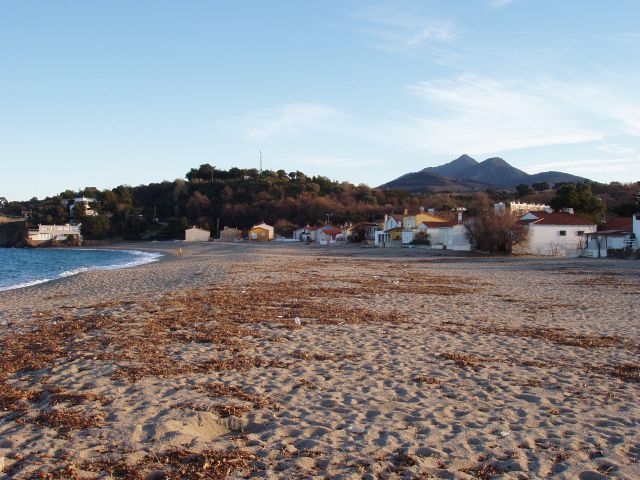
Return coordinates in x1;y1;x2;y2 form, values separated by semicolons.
0;165;417;241
1;164;637;242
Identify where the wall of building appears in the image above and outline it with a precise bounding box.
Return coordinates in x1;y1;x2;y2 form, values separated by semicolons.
185;228;210;242
517;224;595;257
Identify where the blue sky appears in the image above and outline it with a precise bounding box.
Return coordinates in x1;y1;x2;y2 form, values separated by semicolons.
2;0;640;201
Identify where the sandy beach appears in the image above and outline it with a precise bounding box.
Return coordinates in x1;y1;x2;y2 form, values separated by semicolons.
0;242;639;479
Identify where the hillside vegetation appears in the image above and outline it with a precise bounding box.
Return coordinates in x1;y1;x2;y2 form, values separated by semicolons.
1;164;638;242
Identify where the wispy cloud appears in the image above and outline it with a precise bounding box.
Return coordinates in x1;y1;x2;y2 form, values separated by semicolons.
355;4;457;53
226;102;347;140
301;155;386;168
487;0;514;8
527;154;639;178
399;74;640;155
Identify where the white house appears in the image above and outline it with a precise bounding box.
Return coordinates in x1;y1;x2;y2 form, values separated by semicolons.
514;211;596;257
417;220;472;251
311;225;343;245
383;214;403;231
584;217;638;257
185;226;211;242
65;196;99;217
28;224;82;245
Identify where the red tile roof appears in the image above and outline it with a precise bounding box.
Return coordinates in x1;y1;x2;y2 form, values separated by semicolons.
604;217;632;231
519;211;595;226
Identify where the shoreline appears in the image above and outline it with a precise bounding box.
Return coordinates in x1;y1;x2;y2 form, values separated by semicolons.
1;243;639;478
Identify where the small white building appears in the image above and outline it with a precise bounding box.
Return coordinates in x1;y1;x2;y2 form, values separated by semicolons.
417;220;472;251
494;202;550;216
514;211;596;257
584;216;638;257
28;224;82;245
65;197;99;217
185;226;210;242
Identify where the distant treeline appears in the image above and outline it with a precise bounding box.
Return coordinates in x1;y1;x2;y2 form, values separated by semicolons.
1;164;638;241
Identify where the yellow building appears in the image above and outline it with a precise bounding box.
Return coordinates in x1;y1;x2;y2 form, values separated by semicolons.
249;222;274;241
402;208;449;229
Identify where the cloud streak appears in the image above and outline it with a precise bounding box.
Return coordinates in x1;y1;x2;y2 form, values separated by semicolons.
354;4;457;53
226;102;347;140
399;74;640;155
487;0;514;8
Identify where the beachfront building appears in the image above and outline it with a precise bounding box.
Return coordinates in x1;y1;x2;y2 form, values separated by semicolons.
514;211;596;257
583;217;638;257
417;219;472;251
315;225;343;245
373;214;403;247
401;208;450;245
184;226;210;242
249;222;274;241
293;226;312;242
219;227;242;242
27;224;82;245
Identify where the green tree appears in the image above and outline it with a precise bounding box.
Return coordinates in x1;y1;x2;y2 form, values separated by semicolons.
80;214;112;240
550;183;605;221
515;184;533;198
411;231;431;245
186;164;217;182
532;181;549;192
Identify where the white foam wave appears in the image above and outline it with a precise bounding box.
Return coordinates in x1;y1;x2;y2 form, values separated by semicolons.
0;278;53;292
0;249;163;291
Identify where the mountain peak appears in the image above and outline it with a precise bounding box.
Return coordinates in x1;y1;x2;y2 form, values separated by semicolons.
420;154;478;178
378;154;589;191
482;157;507;165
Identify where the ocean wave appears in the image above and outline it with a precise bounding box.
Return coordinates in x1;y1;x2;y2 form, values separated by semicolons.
97;250;164;270
0;277;53;292
0;248;164;292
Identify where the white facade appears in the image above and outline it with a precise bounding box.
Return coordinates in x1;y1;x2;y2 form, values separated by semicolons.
28;224;82;243
416;223;472;251
383;215;402;231
495;202;550;215
185;227;210;242
524;225;592;256
515;212;596;257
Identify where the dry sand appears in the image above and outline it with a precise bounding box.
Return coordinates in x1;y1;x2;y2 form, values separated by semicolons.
0;242;639;479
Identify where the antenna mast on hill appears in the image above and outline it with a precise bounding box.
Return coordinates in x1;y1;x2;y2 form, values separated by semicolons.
259;149;263;172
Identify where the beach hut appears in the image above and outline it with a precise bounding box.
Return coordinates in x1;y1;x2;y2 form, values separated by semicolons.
184;226;210;242
219;227;243;242
249;222;274;241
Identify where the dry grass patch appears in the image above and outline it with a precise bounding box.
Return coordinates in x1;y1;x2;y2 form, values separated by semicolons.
43;448;254;480
461;462;506;479
31;408;105;435
440;352;486;368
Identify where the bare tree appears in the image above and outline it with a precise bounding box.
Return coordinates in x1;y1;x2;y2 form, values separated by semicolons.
464;211;528;253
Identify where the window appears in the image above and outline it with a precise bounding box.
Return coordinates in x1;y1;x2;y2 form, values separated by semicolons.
576;230;584;236
559;230;567;236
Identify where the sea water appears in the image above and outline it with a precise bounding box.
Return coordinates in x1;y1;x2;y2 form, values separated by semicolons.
0;248;163;291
